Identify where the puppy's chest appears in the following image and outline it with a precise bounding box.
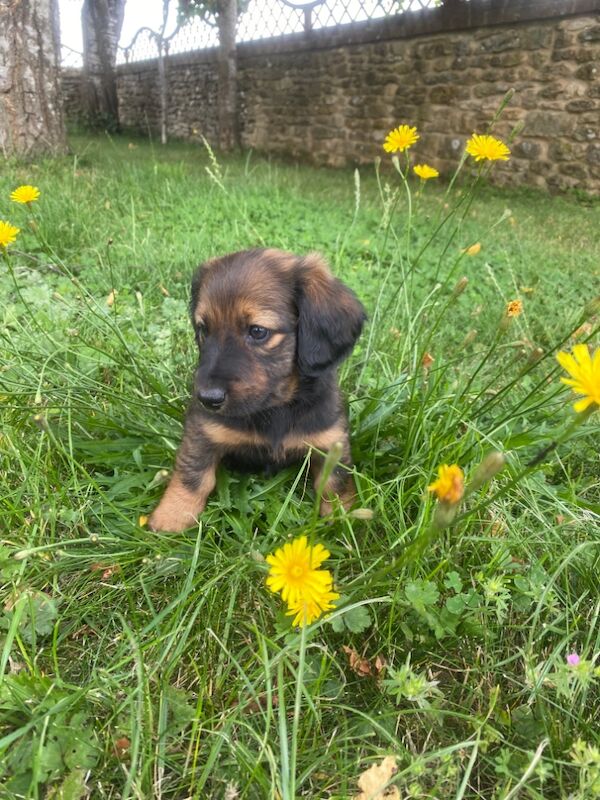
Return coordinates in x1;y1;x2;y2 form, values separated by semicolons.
203;418;307;463
201;411;346;473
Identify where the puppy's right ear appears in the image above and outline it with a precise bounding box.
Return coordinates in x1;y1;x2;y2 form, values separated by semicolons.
190;263;206;323
295;253;366;377
190;256;221;324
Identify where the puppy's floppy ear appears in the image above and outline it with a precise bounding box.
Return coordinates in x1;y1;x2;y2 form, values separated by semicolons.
295;253;366;377
190;256;219;323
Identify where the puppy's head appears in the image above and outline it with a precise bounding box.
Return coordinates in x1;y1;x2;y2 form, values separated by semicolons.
190;248;365;417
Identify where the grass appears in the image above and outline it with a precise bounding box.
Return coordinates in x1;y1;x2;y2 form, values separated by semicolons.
0;131;599;799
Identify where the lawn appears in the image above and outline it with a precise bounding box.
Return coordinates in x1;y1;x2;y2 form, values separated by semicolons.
0;132;599;799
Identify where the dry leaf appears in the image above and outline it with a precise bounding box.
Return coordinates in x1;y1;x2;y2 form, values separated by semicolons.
354;756;400;799
159;284;170;297
114;737;131;758
106;289;117;307
374;654;387;677
343;646;372;677
90;563;120;580
421;352;434;369
573;322;592;339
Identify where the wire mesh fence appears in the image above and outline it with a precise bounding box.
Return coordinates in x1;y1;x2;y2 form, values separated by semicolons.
60;0;442;67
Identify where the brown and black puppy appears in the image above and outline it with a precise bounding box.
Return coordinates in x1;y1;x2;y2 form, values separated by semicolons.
149;248;366;532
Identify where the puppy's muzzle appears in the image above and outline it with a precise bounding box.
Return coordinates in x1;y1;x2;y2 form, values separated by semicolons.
198;386;227;410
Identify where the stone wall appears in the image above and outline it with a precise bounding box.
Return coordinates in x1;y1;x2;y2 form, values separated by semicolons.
62;2;600;193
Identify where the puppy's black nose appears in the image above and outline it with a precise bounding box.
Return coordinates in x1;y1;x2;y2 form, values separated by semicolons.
198;387;226;410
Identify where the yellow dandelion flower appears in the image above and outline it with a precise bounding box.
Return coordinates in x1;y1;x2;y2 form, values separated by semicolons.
556;344;600;413
10;185;40;204
428;464;465;505
266;535;333;605
413;164;439;180
383;124;419;153
0;220;20;249
506;299;523;317
466;133;511;162
463;242;482;256
286;588;340;628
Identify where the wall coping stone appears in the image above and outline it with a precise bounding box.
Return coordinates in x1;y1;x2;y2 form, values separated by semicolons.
100;0;600;74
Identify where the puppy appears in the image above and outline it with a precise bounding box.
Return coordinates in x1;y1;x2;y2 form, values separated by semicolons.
149;248;366;532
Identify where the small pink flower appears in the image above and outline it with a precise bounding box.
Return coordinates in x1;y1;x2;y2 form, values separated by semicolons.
566;652;580;667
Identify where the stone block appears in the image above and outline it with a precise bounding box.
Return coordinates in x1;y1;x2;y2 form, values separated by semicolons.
566;99;598;113
513;140;542;160
578;25;600;42
525;111;573;137
586;145;600;164
576;63;599;81
477;31;520;53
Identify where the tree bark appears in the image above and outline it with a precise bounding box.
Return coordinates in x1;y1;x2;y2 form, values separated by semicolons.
81;0;126;129
0;0;67;157
217;0;238;151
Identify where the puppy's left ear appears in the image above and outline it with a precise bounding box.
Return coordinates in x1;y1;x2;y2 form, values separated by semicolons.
295;253;366;377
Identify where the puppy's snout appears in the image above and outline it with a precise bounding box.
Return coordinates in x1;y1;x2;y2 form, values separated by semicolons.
198;386;227;410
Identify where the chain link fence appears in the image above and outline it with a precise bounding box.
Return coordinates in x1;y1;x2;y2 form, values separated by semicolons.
61;0;441;67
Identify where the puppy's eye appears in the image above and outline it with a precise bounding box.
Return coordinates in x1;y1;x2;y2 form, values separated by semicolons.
248;325;270;342
197;322;208;340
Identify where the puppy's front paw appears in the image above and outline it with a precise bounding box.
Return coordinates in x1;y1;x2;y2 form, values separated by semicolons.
148;505;198;533
319;478;356;516
147;471;214;532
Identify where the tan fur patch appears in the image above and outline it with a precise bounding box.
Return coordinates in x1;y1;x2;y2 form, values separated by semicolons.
148;470;216;532
264;332;286;349
203;419;267;448
300;253;334;302
283;424;347;454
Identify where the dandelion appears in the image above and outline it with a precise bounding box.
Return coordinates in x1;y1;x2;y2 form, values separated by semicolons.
286;588;340;628
413;164;439;180
556;344;600;413
428;464;464;504
10;185;40;204
266;535;334;605
463;242;482;256
466;133;511;162
566;652;581;667
506;299;523;317
0;220;20;249
383;124;419;153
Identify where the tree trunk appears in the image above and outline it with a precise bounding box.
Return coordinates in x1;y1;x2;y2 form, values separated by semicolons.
81;0;126;129
217;0;238;151
0;0;67;157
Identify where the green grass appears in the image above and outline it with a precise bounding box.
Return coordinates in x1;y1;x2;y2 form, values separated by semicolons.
1;132;599;799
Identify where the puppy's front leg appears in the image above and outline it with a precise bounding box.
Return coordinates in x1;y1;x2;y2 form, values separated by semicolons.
311;434;356;516
149;418;218;533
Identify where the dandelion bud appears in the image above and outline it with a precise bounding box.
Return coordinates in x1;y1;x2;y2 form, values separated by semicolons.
467;451;506;494
432;501;459;530
463;329;478;347
510;119;525;139
452;276;468;297
583;295;600;319
500;299;523;331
